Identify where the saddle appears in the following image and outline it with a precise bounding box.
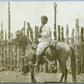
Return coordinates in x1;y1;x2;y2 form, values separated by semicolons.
31;40;57;57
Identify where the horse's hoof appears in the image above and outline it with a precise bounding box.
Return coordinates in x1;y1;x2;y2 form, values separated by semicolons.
21;72;25;75
33;64;38;67
32;79;37;83
59;80;62;83
64;80;67;83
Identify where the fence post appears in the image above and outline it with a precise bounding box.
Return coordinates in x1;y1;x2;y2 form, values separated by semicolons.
6;41;9;70
0;33;1;69
1;22;4;69
75;18;80;74
35;26;38;42
53;2;57;40
23;21;26;36
66;24;69;44
83;28;84;42
30;28;33;41
34;26;39;72
61;26;64;42
16;45;19;71
27;22;30;39
9;33;13;71
81;27;83;42
4;30;7;70
58;25;60;42
53;3;57;72
80;27;84;73
71;29;74;45
11;45;14;71
14;45;17;71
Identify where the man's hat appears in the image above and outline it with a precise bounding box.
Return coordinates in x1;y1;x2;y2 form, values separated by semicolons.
41;16;48;21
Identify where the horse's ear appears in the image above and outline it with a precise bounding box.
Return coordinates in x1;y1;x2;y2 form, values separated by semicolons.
55;40;57;45
27;38;32;44
50;40;57;46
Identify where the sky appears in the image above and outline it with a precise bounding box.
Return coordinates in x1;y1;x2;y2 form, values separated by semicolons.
0;1;84;39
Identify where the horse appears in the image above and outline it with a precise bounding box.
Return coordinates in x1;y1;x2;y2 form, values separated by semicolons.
8;30;76;83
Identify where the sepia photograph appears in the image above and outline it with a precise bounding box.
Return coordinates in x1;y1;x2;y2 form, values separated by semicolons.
0;1;84;83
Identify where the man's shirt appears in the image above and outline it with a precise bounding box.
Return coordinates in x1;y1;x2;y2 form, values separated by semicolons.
38;24;51;42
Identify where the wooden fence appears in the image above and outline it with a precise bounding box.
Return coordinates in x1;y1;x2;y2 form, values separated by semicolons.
0;19;84;74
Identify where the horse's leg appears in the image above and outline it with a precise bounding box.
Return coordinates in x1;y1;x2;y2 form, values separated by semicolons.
64;68;68;82
70;47;76;82
61;64;68;83
40;64;43;72
59;63;65;82
30;66;37;82
55;58;57;72
29;61;36;83
59;72;64;82
45;62;48;73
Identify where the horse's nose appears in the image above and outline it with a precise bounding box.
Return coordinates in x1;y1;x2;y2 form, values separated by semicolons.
13;34;17;39
16;33;19;37
29;61;33;65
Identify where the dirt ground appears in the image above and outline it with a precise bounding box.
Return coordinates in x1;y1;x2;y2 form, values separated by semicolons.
0;71;84;83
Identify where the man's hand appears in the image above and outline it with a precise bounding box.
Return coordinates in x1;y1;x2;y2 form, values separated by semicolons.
38;33;41;37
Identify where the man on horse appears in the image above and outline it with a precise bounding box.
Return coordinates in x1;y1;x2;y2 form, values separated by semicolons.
33;15;51;66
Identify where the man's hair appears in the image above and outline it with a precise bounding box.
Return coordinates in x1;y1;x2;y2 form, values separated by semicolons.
41;16;48;22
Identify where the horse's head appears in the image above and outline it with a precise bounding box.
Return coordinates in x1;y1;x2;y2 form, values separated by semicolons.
47;40;57;57
49;40;57;51
8;30;22;43
8;29;28;48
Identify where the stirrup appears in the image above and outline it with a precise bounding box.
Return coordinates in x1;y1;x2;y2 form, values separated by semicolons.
33;64;37;67
33;62;38;67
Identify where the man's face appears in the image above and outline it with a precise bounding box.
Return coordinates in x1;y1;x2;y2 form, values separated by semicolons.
41;18;45;24
41;16;48;25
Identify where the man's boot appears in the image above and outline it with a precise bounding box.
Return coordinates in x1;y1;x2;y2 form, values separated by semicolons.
33;60;39;67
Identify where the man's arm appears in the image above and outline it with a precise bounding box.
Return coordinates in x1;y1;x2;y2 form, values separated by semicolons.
41;26;51;37
38;33;41;37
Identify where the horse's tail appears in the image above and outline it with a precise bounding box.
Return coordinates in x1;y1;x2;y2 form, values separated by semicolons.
70;47;76;82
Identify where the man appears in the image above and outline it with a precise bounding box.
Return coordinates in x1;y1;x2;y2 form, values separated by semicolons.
34;15;51;66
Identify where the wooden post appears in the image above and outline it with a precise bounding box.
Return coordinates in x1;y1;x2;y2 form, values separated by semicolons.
4;30;7;70
14;45;17;71
1;22;4;70
75;19;79;44
8;2;11;40
19;48;21;71
6;41;9;70
75;18;80;74
58;25;60;42
27;22;30;39
81;27;83;42
10;33;14;71
71;29;74;45
61;26;64;42
53;2;57;40
27;22;33;41
83;28;84;42
21;49;25;72
11;45;15;71
8;1;11;70
20;22;26;71
0;32;1;68
80;27;84;73
23;21;26;36
10;45;13;71
35;26;38;42
66;24;69;44
12;45;15;70
34;26;40;72
53;3;57;72
17;45;20;71
30;28;33;41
